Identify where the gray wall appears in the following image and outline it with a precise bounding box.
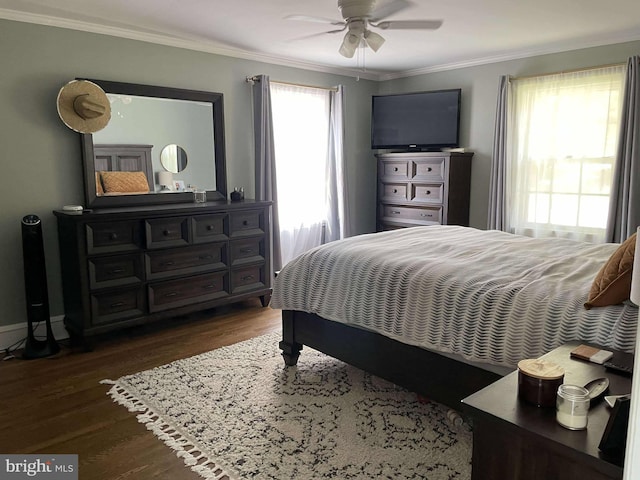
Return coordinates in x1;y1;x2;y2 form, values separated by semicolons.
1;17;638;331
0;19;378;329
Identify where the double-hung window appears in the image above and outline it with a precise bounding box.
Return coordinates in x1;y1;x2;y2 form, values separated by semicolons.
509;65;625;243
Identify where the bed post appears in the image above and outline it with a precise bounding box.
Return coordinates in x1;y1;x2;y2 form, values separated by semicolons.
279;310;303;366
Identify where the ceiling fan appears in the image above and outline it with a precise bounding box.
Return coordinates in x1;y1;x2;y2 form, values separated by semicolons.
286;0;443;58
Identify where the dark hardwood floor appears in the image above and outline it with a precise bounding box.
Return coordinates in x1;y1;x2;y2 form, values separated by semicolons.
0;299;281;479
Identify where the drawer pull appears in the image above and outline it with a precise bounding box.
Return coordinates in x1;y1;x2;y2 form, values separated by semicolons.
163;292;179;298
160;261;175;267
198;254;213;260
426;190;431;195
206;225;214;231
393;189;398;193
421;213;433;218
203;283;217;289
241;275;254;281
110;301;125;308
109;233;118;241
427;167;433;172
239;248;254;254
391;210;401;214
109;268;125;274
242;220;249;226
163;229;172;236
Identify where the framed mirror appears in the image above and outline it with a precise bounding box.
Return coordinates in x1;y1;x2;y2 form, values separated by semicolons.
80;79;227;208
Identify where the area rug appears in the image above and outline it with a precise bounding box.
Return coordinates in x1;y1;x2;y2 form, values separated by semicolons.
103;332;472;479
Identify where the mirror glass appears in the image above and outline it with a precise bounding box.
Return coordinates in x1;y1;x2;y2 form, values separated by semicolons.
161;144;188;173
81;79;227;208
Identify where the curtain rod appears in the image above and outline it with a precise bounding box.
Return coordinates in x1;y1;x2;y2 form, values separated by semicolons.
245;75;338;92
512;62;626;81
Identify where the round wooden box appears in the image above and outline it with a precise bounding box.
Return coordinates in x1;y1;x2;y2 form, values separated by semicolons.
517;359;565;407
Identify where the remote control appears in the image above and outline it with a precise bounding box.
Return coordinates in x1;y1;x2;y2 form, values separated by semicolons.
604;359;634;376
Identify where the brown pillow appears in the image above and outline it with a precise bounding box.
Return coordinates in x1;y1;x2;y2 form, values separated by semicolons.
100;171;150;194
584;232;637;309
95;171;105;195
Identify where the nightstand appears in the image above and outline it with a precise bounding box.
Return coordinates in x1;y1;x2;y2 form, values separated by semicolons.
462;342;632;480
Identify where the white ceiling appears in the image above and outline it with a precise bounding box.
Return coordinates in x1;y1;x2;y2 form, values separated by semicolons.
2;0;640;80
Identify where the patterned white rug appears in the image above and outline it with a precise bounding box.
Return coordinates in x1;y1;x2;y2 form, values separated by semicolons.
103;332;472;479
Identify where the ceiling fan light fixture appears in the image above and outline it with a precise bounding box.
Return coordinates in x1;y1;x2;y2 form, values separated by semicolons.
363;30;385;52
339;31;361;58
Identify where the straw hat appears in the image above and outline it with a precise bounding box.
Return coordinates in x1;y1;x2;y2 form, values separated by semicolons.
56;80;111;133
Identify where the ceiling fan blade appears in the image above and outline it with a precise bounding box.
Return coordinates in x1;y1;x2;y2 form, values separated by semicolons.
289;28;347;42
374;19;443;30
368;0;412;23
284;14;345;26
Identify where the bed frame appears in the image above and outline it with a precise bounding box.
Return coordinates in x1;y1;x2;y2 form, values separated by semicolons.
279;310;502;410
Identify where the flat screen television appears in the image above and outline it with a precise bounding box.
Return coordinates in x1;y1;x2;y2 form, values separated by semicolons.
371;89;461;150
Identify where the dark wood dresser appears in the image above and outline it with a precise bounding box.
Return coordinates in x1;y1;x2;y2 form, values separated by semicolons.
376;151;473;230
53;200;272;344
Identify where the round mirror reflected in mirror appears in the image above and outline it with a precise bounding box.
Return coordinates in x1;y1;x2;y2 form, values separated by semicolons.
160;144;188;173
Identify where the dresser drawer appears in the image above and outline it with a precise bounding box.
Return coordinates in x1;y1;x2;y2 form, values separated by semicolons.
380;160;409;180
88;254;144;290
192;214;228;244
145;217;190;249
90;287;145;326
411;183;444;204
230;237;265;266
148;271;229;312
230;210;265;238
381;205;442;225
379;182;408;202
412;158;445;181
86;220;141;254
145;243;227;280
231;264;266;294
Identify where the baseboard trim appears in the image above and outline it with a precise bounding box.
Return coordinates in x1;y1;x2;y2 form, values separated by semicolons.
0;316;68;351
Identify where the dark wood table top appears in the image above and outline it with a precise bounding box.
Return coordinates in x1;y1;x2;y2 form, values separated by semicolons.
462;341;632;470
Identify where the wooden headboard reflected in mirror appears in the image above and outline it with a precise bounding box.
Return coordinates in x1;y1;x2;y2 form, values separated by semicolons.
80;79;227;208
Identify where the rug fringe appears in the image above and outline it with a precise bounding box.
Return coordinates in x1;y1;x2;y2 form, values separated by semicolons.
103;381;235;480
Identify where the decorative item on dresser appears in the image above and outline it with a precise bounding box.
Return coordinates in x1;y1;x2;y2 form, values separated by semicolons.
53;200;272;347
376;151;473;230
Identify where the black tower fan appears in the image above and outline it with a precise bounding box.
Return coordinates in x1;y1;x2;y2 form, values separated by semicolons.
21;214;59;359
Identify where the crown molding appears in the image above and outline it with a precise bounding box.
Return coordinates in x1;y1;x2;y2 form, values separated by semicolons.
0;8;382;81
379;30;640;81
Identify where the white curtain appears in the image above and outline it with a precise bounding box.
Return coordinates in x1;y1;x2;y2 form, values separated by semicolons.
509;66;625;243
270;83;332;265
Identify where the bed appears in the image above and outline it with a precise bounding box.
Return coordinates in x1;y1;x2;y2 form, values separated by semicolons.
270;225;638;409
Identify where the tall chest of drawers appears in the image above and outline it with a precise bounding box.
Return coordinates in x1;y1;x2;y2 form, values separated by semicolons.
53;200;272;344
376;151;473;230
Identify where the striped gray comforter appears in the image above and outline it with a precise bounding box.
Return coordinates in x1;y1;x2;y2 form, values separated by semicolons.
270;225;638;368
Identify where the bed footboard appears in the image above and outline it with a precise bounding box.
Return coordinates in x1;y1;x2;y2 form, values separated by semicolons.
279;310;502;410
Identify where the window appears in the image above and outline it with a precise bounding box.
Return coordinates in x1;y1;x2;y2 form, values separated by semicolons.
270;82;331;264
509;65;625;243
